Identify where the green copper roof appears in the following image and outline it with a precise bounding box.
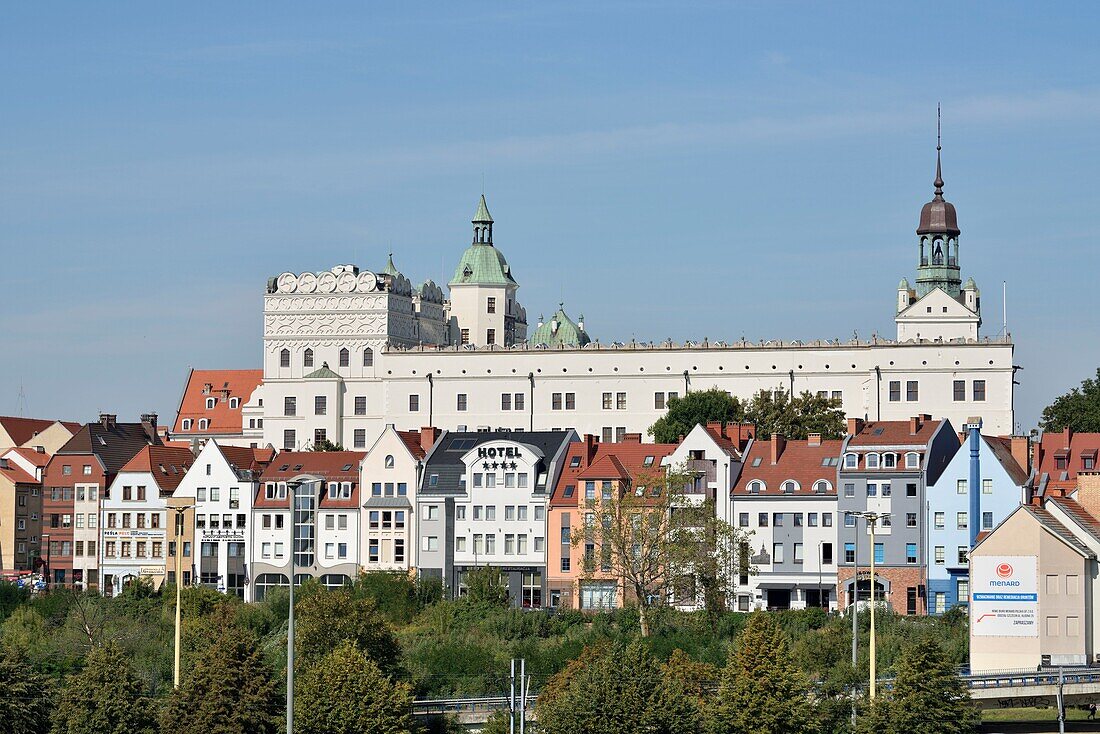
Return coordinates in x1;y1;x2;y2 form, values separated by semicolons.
473;194;493;223
305;363;341;379
899;277;910;289
451;243;516;286
962;277;977;290
528;305;591;347
381;253;401;277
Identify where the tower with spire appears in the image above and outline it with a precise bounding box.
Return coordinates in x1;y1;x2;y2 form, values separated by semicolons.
896;110;981;342
447;195;527;346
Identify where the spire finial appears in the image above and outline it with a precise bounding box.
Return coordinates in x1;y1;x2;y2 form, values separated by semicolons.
933;104;944;197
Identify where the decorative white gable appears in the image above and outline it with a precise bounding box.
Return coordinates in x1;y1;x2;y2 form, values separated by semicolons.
896;287;980;342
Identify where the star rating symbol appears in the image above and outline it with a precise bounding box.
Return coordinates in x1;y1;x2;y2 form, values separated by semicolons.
482;462;490;470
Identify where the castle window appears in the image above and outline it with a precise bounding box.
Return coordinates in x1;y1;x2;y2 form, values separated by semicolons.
487;297;496;314
460;329;470;345
888;381;901;402
280;349;290;368
363;348;374;367
953;380;965;401
906;381;919;401
304;348;314;368
339;348;349;367
457;394;468;412
973;380;986;401
409;395;420;412
486;329;496;345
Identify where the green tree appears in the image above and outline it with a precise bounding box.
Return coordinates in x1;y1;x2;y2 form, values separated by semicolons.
0;646;53;734
1040;368;1100;432
295;587;401;673
296;641;416;734
0;581;31;624
461;565;509;608
310;438;346;451
160;625;281;734
862;635;979;734
745;389;846;440
537;640;699;734
649;388;744;443
51;642;156;734
708;612;818;734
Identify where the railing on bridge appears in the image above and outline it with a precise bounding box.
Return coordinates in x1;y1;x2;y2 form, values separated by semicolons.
412;695;538;717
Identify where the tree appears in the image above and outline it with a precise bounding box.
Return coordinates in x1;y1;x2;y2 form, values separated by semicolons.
649;388;743;443
572;465;750;636
294;587;401;673
0;646;52;734
663;648;718;704
51;642;156;734
296;642;416;734
745;389;846;440
862;635;979;734
460;565;509;608
536;640;699;734
708;612;818;734
160;625;281;734
674;497;755;618
1040;368;1100;432
310;438;346;451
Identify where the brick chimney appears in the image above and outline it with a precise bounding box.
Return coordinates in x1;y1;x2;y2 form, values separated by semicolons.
621;433;642;444
420;426;441;454
807;432;822;447
1010;435;1031;476
99;413;116;429
770;434;786;465
909;415;922;435
706;421;724;436
583;434;599;466
141;413;159;444
846;418;864;436
1075;473;1100;516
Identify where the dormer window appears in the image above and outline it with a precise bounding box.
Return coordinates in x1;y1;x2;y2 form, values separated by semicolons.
198;419;209;431
866;454;880;469
813;480;830;494
882;453;897;469
229;397;240;409
205;397;216;410
569;456;581;468
181;419;192;431
844;453;858;469
905;452;921;469
781;480;798;494
748;480;765;494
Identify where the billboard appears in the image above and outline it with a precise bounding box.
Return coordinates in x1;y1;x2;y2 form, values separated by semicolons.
971;555;1038;637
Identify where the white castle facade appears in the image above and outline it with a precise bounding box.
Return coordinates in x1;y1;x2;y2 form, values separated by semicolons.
252;157;1015;450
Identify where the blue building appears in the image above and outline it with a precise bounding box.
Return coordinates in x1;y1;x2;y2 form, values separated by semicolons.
926;418;1030;613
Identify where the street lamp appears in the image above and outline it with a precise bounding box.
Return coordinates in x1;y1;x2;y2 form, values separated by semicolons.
170;502;193;688
845;510;889;699
286;479;303;734
42;533;51;588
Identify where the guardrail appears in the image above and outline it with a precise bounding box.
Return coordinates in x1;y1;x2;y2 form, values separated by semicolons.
412;695;538;716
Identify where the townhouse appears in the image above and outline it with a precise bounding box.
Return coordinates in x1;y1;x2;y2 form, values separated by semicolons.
665;422;753;528
417;430;575;606
172;440;274;599
548;434;677;610
251;451;365;599
171;369;265;449
837;415;959;615
0;416;80;454
925;419;1030;613
732;433;844;612
0;447;48;571
100;445;194;594
42;414;162;588
360;426;437;573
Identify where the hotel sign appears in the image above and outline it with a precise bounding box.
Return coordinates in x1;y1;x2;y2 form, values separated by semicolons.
200;529;246;542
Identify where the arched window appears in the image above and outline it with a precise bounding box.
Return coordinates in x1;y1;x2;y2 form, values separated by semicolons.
748;480;765;494
781;480;799;494
905;452;921;469
882;453;897;469
844;453;858;469
198;419;209;431
280;349;290;368
385;455;395;469
865;453;880;469
253;573;289;601
205;397;216;410
339;348;349;367
304;348;314;368
363;347;374;367
813;480;831;494
229;397;240;409
181;419;192;431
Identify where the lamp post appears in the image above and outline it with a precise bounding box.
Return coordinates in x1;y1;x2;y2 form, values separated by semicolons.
846;510;889;699
286;479;303;734
42;533;51;588
171;504;190;688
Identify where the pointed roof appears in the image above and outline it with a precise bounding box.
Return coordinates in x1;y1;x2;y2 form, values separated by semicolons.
381;253;401;277
473;194;493;223
120;445;195;492
528;304;591;347
305;363;341;380
917;112;960;236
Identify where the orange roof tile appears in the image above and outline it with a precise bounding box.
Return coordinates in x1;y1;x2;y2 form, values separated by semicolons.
733;437;844;495
172;369;263;435
0;416;67;446
120;446;196;492
8;446;51;468
552;439;677;507
848;418;943;447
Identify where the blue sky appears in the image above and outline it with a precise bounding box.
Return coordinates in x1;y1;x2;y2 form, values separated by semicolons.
2;2;1099;431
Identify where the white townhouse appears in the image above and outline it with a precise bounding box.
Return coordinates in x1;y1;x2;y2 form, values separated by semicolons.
172;440;274;599
361;426;437;572
417;431;576;607
664;422;753;526
250;451;365;600
100;446;194;595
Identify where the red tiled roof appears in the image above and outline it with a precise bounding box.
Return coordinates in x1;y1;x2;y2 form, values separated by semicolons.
397;430;428;460
172;369;263;435
8;446;51;468
551;439;677;507
256;451;365;509
120;446;196;492
983;436;1030;486
219;445;273;474
848;418;943;447
0;457;39;485
0;416;66;446
733;437;844;495
1035;429;1100;490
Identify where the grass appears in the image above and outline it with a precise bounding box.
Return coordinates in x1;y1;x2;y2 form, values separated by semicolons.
982;706;1095;722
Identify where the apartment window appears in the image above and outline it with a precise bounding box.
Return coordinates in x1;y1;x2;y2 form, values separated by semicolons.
283;430;295;450
284;396;296;416
486;329;495;345
758;512;768;527
843;483;855;497
487;297;496;313
907;381;919;401
354;429;366;449
844;513;855;528
844;454;858;469
982;511;994;529
889;381;901;402
873;543;884;564
339;348;349;367
953;380;965;401
958;546;968;565
738;512;749;527
866;454;879;469
457;394;468;411
616;392;627;410
460;328;470;345
957;512;967;530
883;454;896;469
906;543;917;564
906;453;920;469
982;479;994;495
409;395;420;412
773;512;784;527
935;593;947;614
602;393;612;410
315;395;327;415
866;483;877;497
182;419;192;431
423;505;439;521
501;393;512;411
935;546;945;564
844;542;855;564
973;380;986;401
957;580;970;603
552;393;562;410
280;349;290;368
394;539;405;563
793;543;804;564
772;543;785;564
565;393;575;410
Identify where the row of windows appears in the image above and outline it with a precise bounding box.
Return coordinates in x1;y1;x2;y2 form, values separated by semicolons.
471;472;529;489
765;542;833;565
279;347;374;368
452;504;547;522
367;538;405;564
931;511;994;530
58;465;94;477
842;542;915;564
49;485;99;500
47;512;98;529
887;379;986;402
367;511;404;530
103;540;164;559
843;482;919;497
455;533;546;554
195;514;247;530
195;486;242;503
202;396;241;410
746;479;833;494
933;546;973;565
741;512;835;528
181;418;210;431
842;452;923;470
104;512;161;529
955;479;995;494
458;328;497;345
